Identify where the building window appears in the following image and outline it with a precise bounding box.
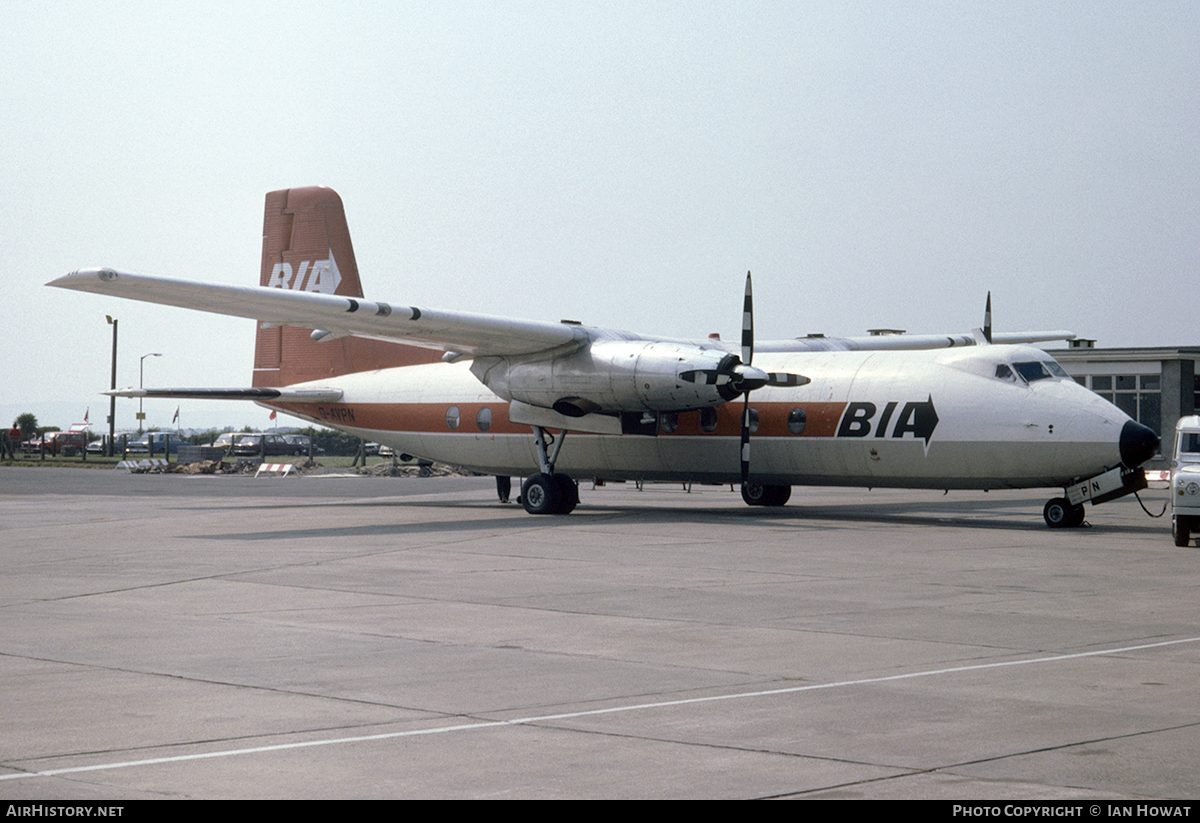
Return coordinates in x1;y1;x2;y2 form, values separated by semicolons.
1091;375;1161;434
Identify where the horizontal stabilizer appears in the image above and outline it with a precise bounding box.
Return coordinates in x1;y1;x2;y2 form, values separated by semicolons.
105;387;344;402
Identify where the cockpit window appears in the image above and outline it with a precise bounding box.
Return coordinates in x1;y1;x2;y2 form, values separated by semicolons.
1012;361;1064;383
995;364;1016;382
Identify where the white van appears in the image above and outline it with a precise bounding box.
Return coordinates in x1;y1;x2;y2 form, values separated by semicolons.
1171;415;1200;546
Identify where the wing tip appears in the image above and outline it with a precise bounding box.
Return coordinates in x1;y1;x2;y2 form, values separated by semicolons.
47;267;121;290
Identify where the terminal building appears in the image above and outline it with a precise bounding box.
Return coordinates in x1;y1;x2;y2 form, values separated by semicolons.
1049;342;1200;467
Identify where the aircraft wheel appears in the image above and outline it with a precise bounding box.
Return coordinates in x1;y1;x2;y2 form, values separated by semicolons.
553;473;579;514
742;482;767;506
742;482;791;507
766;485;792;506
1043;497;1083;528
1174;515;1192;547
521;473;562;515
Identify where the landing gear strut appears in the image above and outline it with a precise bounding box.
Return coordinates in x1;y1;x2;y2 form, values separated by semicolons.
520;427;578;515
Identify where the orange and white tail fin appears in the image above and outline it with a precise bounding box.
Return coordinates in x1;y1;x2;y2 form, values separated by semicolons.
253;186;440;386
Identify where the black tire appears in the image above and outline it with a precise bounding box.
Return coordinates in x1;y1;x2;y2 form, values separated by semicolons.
741;482;791;507
742;482;768;506
521;474;562;515
1174;515;1192;547
552;473;578;514
765;485;792;506
1044;497;1073;528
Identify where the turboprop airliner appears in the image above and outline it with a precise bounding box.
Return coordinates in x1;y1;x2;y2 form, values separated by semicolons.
49;186;1160;525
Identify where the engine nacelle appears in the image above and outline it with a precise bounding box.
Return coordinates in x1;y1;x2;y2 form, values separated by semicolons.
471;340;742;416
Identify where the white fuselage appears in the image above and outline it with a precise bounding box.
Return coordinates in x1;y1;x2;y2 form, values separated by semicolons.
266;344;1139;490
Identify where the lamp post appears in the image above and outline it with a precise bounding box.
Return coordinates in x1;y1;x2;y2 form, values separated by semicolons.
106;316;117;457
139;353;162;426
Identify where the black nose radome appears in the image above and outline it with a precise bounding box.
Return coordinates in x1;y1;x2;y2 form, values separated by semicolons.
1120;419;1160;467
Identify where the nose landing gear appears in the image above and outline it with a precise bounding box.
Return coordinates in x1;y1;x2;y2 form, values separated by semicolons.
1043;497;1086;528
1048;465;1149;528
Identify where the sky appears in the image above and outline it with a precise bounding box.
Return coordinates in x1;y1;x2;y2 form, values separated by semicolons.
4;1;1198;431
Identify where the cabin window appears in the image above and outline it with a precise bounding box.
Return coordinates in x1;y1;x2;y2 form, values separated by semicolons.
787;408;807;435
659;411;678;434
445;406;460;430
746;408;759;434
700;407;719;432
476;407;491;432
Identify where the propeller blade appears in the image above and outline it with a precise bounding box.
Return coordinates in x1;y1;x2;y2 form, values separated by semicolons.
765;372;810;387
983;292;993;344
681;364;784;394
741;271;754;366
740;395;751;485
679;369;732;386
739;273;756;485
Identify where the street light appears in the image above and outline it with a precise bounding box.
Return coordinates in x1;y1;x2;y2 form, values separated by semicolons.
106;316;117;457
139;352;162;425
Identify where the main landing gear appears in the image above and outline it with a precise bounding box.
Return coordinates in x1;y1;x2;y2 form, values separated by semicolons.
520;426;579;515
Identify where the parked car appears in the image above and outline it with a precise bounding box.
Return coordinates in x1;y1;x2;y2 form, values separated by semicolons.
28;431;90;456
127;432;185;455
229;433;299;458
282;434;321;455
88;432;137;454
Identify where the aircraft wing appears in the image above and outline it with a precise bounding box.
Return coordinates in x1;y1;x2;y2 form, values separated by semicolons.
50;268;1074;361
757;330;1074;353
48;268;589;357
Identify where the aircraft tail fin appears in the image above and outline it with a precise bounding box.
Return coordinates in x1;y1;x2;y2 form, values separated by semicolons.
253;186;440;386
